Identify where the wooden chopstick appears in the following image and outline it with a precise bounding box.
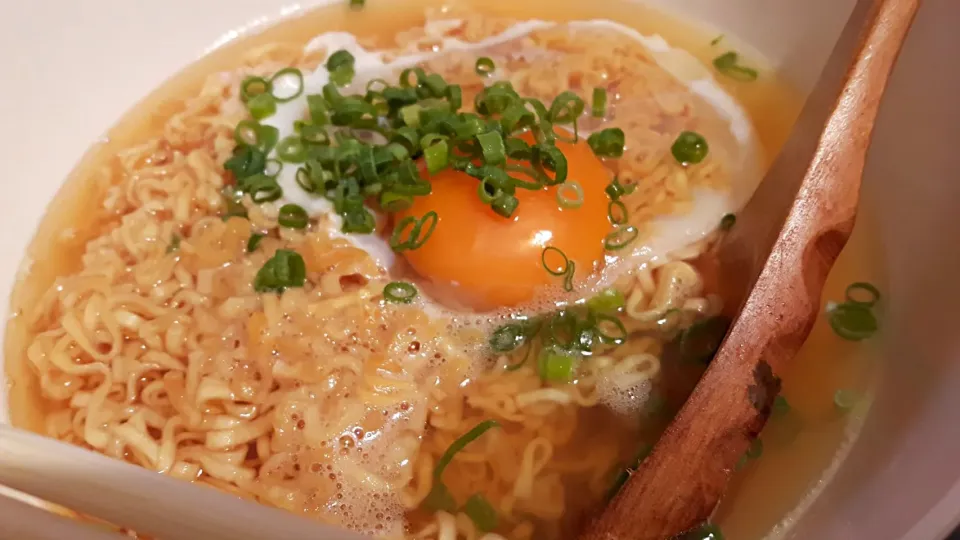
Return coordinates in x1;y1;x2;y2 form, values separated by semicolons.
0;486;128;540
0;425;366;540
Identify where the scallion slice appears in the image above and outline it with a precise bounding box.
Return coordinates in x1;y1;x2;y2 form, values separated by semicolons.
845;282;881;307
594;314;628;345
827;302;878;341
240;76;271;103
587;288;626;314
491;194;519;218
475;57;495;76
276;136;308;163
234;120;261;147
278;204;309;229
253;249;306;293
434;420;499;478
246;92;277;120
463;494;498;532
423;140;449;173
476;131;506;165
541;246;570;276
384;281;418;304
269;67;305;103
608;200;628;225
671;131;709;165
390;211;438;251
587;128;625;158
247;233;264;253
556;180;584;209
720;213;736;231
538;347;576;382
604;225;639;251
713;51;759;82
349;0;365;9
592;87;608;118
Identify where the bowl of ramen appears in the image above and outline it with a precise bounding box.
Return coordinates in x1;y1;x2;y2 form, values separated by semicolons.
3;0;960;538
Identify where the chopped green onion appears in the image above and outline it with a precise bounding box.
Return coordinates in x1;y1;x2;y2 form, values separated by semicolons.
489;321;539;353
491;194;519;218
710;34;724;46
390;211;438;251
329;64;356;86
423;420;500;511
299;124;330;145
242;175;283;203
269;68;304;103
326;49;356;73
605;176;628;201
349;0;365;9
476;131;506;165
434;420;500;478
306;94;329;125
556;180;584;209
224;146;266;180
592;87;608;118
672;131;709;165
384;281;418;304
548;91;585;124
246;92;277;120
166;235;181;254
587;288;626;314
587;128;625;158
247;233;264;253
278;204;309;229
240;76;270;103
538;347;576;382
845;282;881;307
341;208;376;234
276;136;308;163
713;51;759;82
475;57;495;76
827;302;878;341
604;225;639;251
423;141;449;173
608;200;628;225
594;314;628;345
541;246;570;276
563;261;576;292
462;494;498;532
379;191;413;212
234;120;261;147
253;249;306;293
834;388;859;411
720;213;736;231
772;395;791;417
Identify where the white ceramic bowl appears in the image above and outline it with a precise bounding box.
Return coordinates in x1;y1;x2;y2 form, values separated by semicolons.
4;1;960;539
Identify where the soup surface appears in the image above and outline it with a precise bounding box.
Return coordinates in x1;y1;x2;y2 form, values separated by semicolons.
2;0;818;538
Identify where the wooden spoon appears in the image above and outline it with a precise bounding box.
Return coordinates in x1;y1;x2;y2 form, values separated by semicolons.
581;0;920;538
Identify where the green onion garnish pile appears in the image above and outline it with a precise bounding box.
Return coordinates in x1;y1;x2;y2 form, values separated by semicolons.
224;56;628;236
489;287;629;381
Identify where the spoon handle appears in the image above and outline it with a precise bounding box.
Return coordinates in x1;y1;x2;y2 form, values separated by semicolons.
581;0;919;538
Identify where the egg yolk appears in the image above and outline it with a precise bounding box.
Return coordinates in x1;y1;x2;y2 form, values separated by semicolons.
395;135;612;311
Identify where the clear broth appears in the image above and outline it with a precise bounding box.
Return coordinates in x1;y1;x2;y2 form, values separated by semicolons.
0;0;871;538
